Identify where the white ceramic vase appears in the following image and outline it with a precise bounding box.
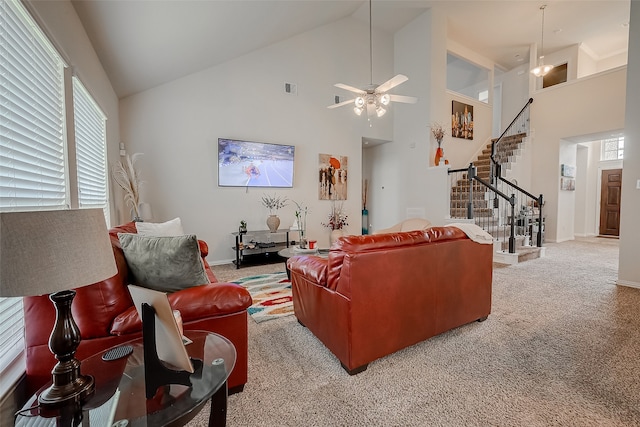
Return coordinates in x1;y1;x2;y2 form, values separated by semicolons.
330;229;344;245
266;215;280;232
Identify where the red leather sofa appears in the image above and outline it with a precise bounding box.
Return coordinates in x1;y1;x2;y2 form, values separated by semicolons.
23;222;252;396
287;226;493;374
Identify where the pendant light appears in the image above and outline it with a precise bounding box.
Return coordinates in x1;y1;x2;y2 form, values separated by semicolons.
531;5;554;77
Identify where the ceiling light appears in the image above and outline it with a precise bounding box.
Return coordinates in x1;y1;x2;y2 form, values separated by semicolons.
327;0;417;120
531;5;554;78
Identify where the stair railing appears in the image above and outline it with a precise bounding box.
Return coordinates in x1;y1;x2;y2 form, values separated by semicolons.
494;177;545;247
490;98;533;185
449;164;517;253
447;97;544;254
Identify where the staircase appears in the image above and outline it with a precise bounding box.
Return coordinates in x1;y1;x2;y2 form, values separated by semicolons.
449;133;545;264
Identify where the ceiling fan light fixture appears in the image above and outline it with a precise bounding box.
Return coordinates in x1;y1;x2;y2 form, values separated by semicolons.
327;0;416;118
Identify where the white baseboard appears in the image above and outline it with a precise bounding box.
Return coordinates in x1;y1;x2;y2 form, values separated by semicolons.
207;258;234;266
617;279;640;289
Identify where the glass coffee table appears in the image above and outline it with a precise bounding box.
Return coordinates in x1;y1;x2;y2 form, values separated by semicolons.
16;331;235;427
278;247;329;279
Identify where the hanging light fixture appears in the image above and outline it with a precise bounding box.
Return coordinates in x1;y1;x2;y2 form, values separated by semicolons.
531;4;554;77
328;0;417;123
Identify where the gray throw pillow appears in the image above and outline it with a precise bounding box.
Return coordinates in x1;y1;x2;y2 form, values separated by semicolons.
118;233;209;292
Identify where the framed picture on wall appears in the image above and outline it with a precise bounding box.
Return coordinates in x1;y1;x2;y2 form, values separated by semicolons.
560;177;575;191
319;154;347;200
452;100;474;140
561;164;576;178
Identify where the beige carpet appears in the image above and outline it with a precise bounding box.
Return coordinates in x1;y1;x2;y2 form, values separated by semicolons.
187;238;640;426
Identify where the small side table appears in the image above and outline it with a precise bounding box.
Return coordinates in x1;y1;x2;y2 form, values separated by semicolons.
16;331;235;427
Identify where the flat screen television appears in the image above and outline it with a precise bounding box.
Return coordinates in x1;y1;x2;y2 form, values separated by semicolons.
218;138;295;188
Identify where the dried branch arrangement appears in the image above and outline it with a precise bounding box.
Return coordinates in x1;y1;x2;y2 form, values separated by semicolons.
112;153;143;219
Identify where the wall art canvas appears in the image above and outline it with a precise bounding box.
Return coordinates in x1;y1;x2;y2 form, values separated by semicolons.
561;164;576;178
319;154;347;200
561;177;575;191
452;100;474;140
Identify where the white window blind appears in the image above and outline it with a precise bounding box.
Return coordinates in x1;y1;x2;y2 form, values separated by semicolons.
1;0;66;211
73;77;109;222
0;0;66;382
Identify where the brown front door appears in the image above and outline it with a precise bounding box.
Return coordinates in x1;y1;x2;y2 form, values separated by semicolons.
599;169;622;236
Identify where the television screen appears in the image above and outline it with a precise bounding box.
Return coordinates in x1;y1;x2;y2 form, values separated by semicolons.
218;138;295;188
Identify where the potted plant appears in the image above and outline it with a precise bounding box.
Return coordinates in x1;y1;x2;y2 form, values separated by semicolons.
430;122;446;166
261;194;288;232
322;201;348;244
292;201;309;248
239;220;247;234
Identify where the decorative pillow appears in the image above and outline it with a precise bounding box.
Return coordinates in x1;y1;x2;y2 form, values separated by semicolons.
118;233;209;292
135;217;184;236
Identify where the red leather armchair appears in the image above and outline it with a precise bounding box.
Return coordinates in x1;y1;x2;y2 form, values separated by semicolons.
23;222;252;396
287;226;493;374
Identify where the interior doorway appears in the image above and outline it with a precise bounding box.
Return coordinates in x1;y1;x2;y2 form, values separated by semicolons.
599;168;622;237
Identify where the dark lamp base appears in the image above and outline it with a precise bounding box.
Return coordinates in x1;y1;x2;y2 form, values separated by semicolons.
39;290;95;410
38;373;94;409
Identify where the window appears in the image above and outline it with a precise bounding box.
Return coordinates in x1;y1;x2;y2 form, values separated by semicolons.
0;0;110;389
602;136;624;160
447;52;490;104
543;63;568;88
73;77;109;222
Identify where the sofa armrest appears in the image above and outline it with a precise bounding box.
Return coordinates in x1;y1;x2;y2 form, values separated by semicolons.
110;282;252;335
198;239;208;257
287;255;328;286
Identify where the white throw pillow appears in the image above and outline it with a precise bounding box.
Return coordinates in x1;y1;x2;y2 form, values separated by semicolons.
135;217;184;236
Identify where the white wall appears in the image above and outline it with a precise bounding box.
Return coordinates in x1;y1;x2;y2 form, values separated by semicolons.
619;0;640;288
557;140;578;240
495;63;531;135
574;144;589;236
363;142;400;232
577;45;599;78
530;67;627;242
120;17;394;262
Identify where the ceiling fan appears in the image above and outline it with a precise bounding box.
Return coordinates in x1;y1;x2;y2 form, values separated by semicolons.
328;0;417;120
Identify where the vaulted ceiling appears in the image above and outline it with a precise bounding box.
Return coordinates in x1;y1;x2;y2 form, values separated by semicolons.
69;0;630;99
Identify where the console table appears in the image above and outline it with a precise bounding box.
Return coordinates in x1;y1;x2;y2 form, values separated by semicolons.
16;331;235;427
232;229;289;269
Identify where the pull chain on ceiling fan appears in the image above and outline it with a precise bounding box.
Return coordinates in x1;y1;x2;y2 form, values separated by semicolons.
328;0;417;123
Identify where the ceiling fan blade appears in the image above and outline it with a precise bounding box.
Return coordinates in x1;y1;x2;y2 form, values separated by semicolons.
334;83;365;94
389;94;418;104
327;99;355;109
376;74;408;93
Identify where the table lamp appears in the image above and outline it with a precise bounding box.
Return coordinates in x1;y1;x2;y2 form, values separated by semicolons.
0;209;117;410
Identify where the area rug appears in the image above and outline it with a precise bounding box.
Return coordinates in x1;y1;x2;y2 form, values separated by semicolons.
232;272;293;323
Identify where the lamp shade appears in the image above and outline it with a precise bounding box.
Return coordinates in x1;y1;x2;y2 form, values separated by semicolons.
0;209;117;297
